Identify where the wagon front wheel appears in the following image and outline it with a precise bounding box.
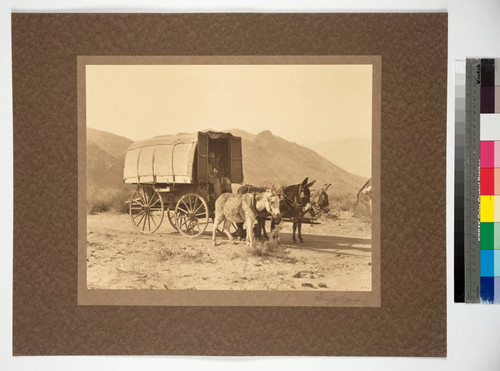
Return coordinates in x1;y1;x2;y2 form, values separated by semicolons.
166;208;178;231
174;193;209;238
129;186;164;234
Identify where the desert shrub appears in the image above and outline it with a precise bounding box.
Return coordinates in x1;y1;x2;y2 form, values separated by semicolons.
87;191;110;214
249;229;297;263
109;189;134;214
157;248;177;262
87;187;133;214
330;195;358;213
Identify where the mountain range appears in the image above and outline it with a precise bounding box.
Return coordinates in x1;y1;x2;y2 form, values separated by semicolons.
304;137;371;178
87;128;368;197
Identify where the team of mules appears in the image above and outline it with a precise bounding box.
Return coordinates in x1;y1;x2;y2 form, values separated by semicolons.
213;178;331;246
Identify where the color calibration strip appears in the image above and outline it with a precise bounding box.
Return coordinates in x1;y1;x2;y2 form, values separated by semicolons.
479;58;500;303
458;58;500;303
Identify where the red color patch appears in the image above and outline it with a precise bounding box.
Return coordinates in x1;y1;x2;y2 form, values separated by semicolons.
481;168;495;195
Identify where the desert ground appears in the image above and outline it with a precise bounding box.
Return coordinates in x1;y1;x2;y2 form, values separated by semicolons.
87;211;372;291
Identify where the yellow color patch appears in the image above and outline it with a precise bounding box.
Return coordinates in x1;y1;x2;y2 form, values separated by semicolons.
481;196;495;222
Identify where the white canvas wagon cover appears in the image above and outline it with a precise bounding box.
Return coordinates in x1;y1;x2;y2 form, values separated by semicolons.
123;131;243;185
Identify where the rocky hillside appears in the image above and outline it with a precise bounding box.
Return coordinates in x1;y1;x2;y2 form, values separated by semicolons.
232;130;366;196
87;128;132;191
305;137;371;178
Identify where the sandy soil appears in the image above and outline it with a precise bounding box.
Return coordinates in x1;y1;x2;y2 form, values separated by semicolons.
87;212;372;291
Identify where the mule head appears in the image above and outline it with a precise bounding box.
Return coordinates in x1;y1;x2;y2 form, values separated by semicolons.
317;190;330;213
299;178;316;213
261;189;281;218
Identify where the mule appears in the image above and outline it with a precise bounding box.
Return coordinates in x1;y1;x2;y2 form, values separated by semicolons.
212;190;280;247
310;183;331;216
272;177;316;243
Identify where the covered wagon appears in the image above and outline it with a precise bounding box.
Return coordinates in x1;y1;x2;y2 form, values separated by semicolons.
123;131;243;236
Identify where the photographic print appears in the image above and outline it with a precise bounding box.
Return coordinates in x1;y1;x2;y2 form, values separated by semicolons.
78;56;380;306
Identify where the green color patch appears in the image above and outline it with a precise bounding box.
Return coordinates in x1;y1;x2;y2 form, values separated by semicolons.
481;222;494;250
495;223;500;249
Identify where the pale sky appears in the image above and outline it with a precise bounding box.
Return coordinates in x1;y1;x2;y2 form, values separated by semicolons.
86;64;372;144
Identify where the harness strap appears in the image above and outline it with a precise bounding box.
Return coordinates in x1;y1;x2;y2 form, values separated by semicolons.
249;192;260;215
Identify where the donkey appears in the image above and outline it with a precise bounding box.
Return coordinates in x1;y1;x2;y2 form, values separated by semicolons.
212;190;281;247
237;184;269;239
272;177;316;243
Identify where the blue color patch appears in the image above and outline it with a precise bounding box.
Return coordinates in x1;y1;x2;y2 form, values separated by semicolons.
481;250;495;277
481;277;495;303
495;277;500;303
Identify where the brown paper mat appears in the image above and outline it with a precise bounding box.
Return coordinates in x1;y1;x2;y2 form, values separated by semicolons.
12;13;447;356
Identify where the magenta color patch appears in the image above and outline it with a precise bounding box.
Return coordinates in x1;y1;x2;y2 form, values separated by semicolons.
495;141;500;167
481;141;495;168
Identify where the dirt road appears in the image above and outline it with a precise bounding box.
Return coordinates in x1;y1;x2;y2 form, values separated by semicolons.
87;212;372;291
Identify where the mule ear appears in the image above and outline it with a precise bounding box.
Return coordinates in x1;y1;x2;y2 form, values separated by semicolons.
301;178;309;187
324;183;331;191
306;180;316;188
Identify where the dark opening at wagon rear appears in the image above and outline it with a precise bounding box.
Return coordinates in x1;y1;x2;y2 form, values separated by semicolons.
123;131;243;237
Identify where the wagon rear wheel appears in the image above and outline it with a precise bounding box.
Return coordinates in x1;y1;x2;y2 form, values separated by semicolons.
129;186;164;234
174;193;209;238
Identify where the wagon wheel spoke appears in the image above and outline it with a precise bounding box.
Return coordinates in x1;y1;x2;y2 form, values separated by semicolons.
149;197;161;208
140;213;147;231
139;188;147;205
177;216;188;228
136;212;146;227
176;207;189;215
181;199;191;213
193;202;204;214
132;210;146;219
149;212;158;227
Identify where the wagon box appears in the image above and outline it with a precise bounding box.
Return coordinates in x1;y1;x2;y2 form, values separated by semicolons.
123;131;243;185
123;131;243;237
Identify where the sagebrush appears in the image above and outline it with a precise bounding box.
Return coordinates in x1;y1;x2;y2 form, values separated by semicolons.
87;187;133;215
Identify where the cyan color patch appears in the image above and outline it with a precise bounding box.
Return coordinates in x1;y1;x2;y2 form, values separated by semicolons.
481;250;495;277
495;250;500;275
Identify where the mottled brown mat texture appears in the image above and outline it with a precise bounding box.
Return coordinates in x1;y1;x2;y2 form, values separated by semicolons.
12;13;447;356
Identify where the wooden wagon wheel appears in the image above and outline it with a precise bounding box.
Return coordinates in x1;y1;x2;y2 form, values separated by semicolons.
174;193;209;238
166;208;178;231
129;186;164;234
